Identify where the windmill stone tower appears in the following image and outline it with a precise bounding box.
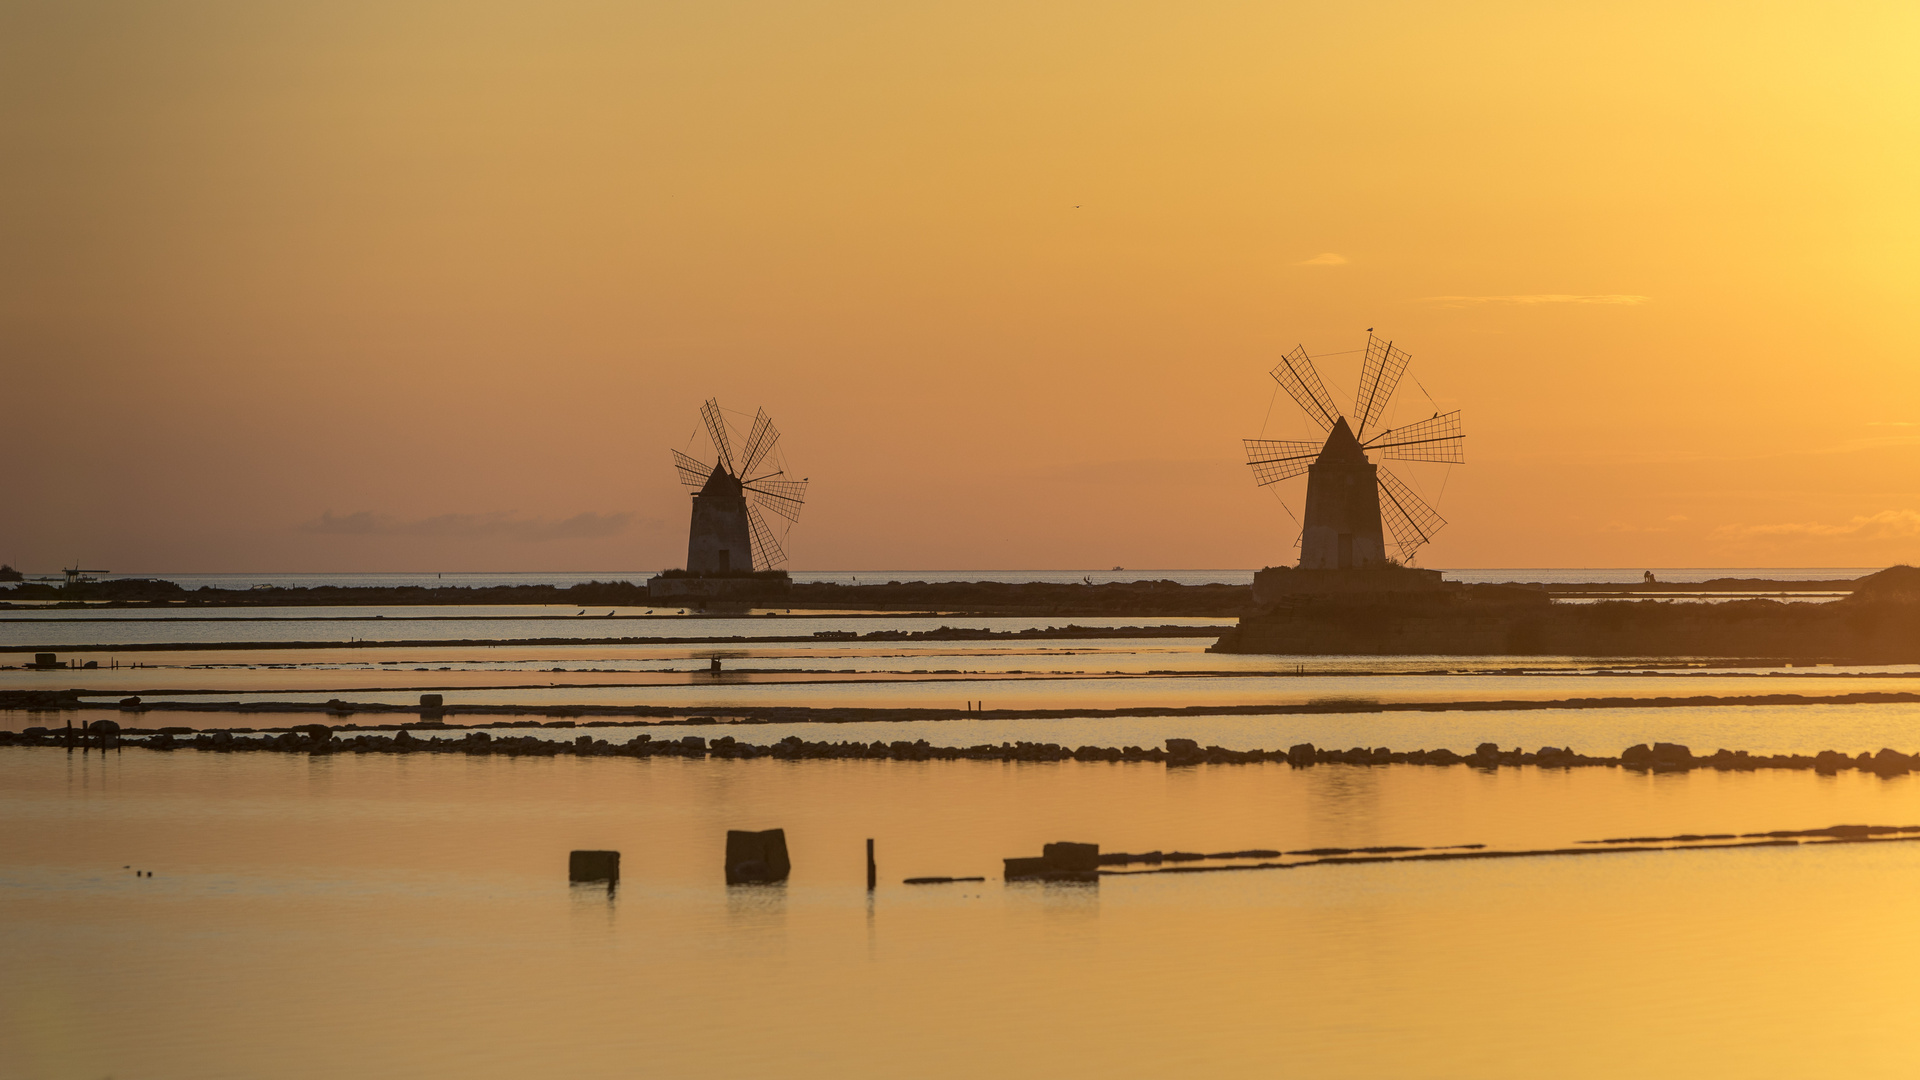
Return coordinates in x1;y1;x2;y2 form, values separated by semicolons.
649;398;808;604
686;467;752;573
1300;417;1386;569
1242;334;1463;599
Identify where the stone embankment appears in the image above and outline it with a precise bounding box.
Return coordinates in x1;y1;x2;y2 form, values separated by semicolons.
1214;565;1920;659
5;727;1918;776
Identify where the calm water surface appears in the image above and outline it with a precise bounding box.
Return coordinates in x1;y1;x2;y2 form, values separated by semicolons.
5;749;1919;1078
7;576;1915;1078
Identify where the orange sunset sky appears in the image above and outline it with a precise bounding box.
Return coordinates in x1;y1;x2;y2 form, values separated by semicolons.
3;1;1917;573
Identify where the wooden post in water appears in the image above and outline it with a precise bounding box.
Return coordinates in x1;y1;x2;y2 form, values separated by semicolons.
866;838;876;891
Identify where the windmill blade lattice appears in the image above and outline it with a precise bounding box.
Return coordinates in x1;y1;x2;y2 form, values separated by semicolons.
1269;346;1343;433
700;399;735;474
1364;410;1464;464
746;504;787;570
1243;439;1323;486
1353;334;1412;439
745;477;808;524
739;410;779;476
671;449;711;487
1376;465;1447;560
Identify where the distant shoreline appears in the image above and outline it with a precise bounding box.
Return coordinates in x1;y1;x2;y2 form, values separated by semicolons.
0;574;1863;616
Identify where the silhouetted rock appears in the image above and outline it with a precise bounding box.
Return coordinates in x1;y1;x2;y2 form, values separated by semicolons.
1651;742;1693;766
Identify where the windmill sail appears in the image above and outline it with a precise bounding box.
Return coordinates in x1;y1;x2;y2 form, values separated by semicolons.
1364;410;1463;463
1269;346;1343;433
700;399;735;475
671;449;711;487
1353;334;1412;439
745;477;808;523
1243;439;1322;486
739;410;779;476
746;503;787;570
1376;465;1446;560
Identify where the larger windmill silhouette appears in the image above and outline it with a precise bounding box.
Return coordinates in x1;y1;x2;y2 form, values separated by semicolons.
1243;334;1462;568
670;399;808;573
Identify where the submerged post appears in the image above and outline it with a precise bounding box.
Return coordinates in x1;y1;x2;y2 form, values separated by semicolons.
866;838;876;891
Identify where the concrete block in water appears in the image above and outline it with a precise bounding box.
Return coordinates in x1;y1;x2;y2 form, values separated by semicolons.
1042;842;1100;872
419;694;444;709
1006;841;1102;881
569;850;620;883
725;828;791;884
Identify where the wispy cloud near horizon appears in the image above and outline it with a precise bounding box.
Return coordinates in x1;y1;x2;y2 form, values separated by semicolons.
1421;293;1650;307
301;510;635;542
1716;510;1920;542
1294;253;1348;266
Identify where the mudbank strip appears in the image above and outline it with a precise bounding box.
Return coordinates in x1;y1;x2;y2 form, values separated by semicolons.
1;579;1254;616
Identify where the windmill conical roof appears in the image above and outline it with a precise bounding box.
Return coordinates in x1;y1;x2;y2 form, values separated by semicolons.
699;465;743;497
1315;417;1369;464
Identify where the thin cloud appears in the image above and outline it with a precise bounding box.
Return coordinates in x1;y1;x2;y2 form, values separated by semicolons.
1421;294;1650;308
302;510;635;542
1294;253;1348;267
1716;510;1920;542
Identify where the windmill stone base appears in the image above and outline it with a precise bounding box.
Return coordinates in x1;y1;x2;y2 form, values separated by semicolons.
1251;565;1445;607
647;570;791;606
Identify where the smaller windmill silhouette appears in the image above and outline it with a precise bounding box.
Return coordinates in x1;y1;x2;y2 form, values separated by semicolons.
1242;334;1462;566
671;399;808;572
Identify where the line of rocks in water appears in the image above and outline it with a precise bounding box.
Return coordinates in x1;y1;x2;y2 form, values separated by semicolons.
9;689;1920;722
7;726;1920;776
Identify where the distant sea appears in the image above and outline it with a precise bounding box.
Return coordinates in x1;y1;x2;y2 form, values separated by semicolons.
14;568;1880;589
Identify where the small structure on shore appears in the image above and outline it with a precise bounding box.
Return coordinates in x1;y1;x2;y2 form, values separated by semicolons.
649;398;807;605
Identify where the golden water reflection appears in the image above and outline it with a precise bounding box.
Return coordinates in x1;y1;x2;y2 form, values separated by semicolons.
5;750;1920;1077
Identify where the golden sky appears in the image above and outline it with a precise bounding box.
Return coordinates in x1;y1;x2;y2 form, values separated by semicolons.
3;1;1916;572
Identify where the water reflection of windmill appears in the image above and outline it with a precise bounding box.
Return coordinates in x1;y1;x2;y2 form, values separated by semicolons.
1243;334;1463;568
670;399;808;573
